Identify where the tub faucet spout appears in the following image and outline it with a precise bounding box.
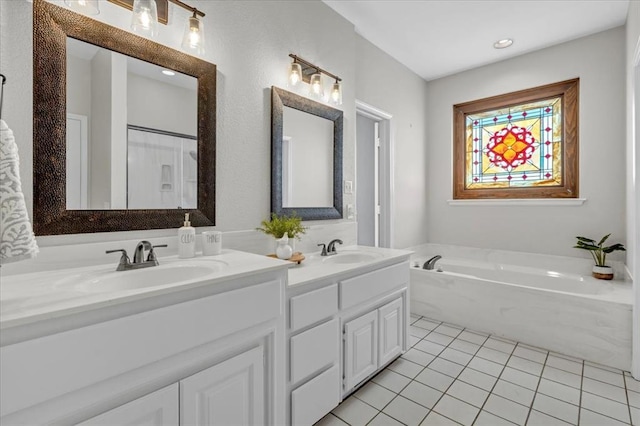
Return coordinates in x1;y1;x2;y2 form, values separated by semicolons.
423;255;442;270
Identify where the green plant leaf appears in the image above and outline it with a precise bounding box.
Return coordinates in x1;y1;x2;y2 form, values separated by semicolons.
597;233;611;246
603;243;626;253
576;236;596;243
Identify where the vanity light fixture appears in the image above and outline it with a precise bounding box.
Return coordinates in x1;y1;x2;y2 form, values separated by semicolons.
493;38;514;49
288;54;342;105
113;0;206;55
64;0;100;15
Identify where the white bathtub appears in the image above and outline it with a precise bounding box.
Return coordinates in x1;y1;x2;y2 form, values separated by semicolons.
410;245;634;370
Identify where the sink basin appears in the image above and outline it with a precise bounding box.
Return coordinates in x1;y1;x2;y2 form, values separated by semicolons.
321;251;382;265
55;260;229;293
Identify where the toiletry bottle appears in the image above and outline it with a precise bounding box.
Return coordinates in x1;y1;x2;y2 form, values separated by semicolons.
178;213;196;258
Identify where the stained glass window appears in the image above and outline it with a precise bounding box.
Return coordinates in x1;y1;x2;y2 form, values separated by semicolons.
453;79;579;199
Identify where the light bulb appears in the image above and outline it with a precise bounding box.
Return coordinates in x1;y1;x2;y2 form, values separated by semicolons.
331;80;342;105
310;73;323;97
289;62;302;86
131;0;158;38
182;14;205;55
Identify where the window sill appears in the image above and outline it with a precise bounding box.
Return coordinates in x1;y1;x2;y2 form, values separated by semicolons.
447;198;587;206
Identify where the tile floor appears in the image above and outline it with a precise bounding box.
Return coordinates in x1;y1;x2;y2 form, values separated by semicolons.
316;315;640;426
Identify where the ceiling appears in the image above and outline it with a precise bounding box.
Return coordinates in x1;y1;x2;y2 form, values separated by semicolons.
323;0;630;81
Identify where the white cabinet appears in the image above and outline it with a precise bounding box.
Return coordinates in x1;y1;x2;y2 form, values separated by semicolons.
378;298;403;366
79;384;179;426
344;310;379;391
181;345;265;426
343;297;405;393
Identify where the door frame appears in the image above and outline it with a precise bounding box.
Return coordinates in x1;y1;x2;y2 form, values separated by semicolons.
355;100;394;248
632;34;640;380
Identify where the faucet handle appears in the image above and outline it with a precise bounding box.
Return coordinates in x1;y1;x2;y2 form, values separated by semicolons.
317;243;327;256
106;249;131;271
147;244;167;262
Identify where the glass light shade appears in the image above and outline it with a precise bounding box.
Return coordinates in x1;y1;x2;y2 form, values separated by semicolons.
310;73;323;98
330;81;342;105
289;62;302;86
182;14;205;55
131;0;158;38
64;0;100;15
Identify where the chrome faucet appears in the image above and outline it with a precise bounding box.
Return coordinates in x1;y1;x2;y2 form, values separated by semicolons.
422;255;442;270
327;239;343;255
106;241;167;271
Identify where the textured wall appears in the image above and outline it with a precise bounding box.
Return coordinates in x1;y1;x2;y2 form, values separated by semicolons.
425;27;627;259
0;0;363;247
354;35;430;249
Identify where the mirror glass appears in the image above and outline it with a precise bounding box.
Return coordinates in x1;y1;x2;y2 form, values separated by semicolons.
282;106;333;208
33;0;216;235
271;87;343;221
65;37;198;210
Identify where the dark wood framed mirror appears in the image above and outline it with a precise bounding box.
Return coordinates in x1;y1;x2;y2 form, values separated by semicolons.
33;0;216;235
271;87;343;220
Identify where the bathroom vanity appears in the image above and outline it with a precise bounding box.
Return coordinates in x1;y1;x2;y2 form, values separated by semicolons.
286;246;411;425
0;246;411;425
0;251;289;425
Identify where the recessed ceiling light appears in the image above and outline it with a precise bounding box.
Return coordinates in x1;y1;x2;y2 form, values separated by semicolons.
162;70;176;76
493;38;513;49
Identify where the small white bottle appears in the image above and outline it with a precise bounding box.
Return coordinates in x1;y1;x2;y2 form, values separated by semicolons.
178;213;196;258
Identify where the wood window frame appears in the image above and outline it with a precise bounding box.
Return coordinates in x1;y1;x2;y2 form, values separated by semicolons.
453;78;579;200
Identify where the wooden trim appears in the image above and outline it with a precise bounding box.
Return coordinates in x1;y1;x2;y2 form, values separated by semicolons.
271;87;343;220
33;0;216;235
452;79;579;200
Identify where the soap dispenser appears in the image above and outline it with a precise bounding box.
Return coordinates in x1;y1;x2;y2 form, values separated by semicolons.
178;213;196;258
276;232;293;260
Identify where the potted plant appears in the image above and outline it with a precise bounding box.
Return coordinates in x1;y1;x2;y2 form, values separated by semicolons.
574;234;625;280
257;212;306;250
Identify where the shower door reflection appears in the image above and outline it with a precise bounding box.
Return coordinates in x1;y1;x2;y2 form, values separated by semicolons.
127;126;197;209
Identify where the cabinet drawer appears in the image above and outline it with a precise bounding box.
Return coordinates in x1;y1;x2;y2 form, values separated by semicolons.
290;284;338;331
291;365;340;426
340;262;408;310
290;318;339;384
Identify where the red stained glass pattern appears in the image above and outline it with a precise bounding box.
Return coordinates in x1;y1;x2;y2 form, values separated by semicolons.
486;126;536;171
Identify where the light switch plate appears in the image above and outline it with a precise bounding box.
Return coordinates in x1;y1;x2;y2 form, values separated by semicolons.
344;180;353;194
346;204;354;219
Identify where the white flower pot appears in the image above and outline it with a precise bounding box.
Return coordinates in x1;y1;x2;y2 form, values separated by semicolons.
592;265;614;280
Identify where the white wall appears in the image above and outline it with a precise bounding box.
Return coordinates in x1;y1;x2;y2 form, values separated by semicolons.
625;0;640;380
127;73;197;136
354;35;429;249
0;0;368;249
426;27;627;259
66;55;91;118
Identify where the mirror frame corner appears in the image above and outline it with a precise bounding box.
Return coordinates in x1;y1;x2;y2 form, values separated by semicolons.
32;0;216;235
271;86;343;221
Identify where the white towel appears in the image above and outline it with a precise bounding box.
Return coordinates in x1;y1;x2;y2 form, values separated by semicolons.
0;119;38;264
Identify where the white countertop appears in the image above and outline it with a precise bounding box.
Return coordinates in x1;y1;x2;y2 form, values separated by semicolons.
0;249;289;336
286;245;413;287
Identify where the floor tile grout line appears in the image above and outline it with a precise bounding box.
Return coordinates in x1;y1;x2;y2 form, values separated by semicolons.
626;374;635;425
470;335;518;425
522;347;549;426
410;323;487;425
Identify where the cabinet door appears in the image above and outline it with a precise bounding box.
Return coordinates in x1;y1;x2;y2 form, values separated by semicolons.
181;345;265;426
344;310;378;391
78;384;178;426
378;298;404;366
